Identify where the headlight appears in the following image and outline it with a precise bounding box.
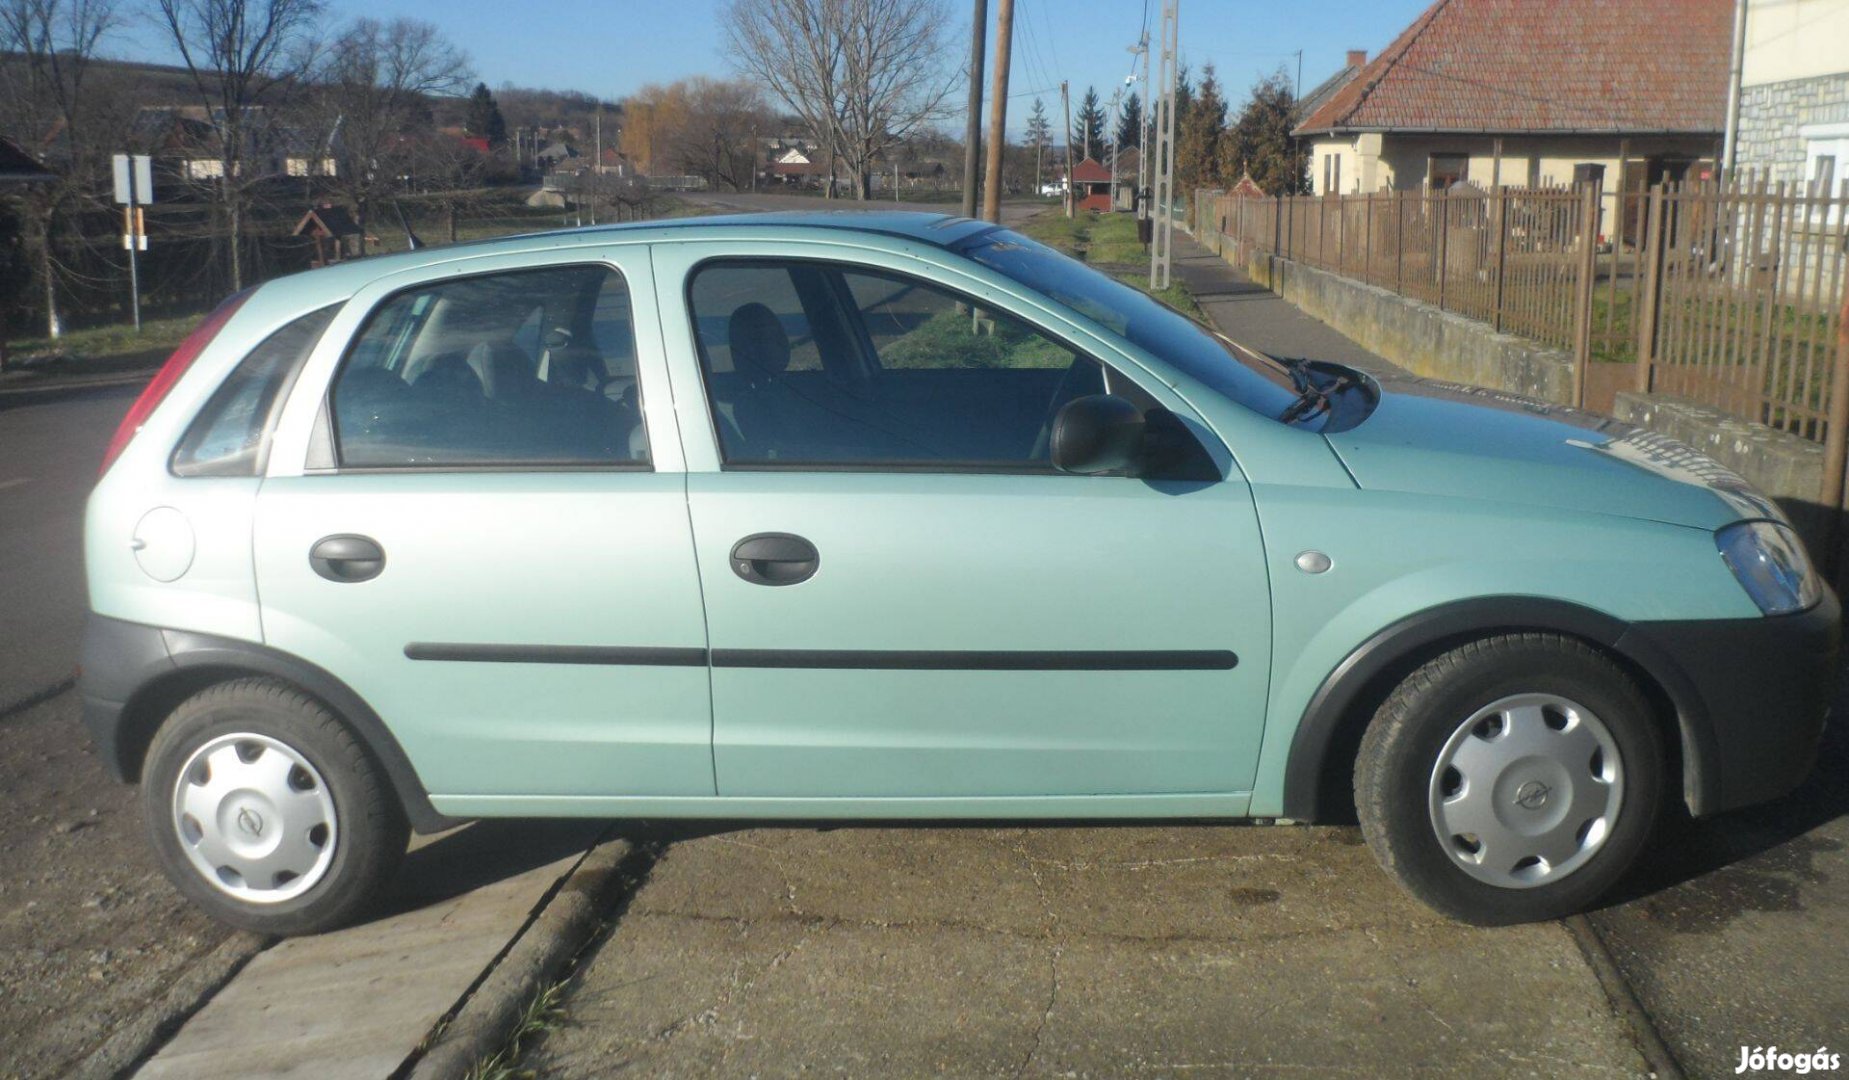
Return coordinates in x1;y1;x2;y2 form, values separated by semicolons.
1716;521;1823;615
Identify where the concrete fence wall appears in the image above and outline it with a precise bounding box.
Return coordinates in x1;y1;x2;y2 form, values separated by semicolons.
1240;251;1579;405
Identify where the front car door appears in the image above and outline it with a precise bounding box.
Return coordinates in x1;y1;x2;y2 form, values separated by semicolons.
256;245;713;809
654;239;1273;812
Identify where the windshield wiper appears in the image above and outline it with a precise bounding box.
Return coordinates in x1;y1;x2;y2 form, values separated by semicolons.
1276;358;1356;424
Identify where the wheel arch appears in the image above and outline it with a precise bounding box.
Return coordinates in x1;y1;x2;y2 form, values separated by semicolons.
109;628;459;834
1280;597;1717;823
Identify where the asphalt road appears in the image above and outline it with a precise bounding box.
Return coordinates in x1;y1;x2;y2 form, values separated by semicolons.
0;238;1842;1077
0;383;139;710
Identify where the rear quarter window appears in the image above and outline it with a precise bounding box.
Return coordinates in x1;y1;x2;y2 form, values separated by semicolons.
171;305;340;477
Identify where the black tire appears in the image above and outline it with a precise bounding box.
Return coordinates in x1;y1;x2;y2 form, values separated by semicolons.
141;677;409;936
1354;633;1664;925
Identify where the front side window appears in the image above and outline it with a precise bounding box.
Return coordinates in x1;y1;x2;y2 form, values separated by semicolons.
953;230;1300;422
688;260;1152;469
331;265;647;468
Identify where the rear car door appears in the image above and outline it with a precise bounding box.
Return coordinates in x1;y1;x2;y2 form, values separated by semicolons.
255;246;713;805
656;243;1274;805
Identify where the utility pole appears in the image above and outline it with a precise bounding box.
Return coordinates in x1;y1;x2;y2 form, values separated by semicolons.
961;0;987;219
1061;81;1074;218
1108;85;1122;213
981;0;1015;223
1130;33;1149;219
593;106;602;225
1294;49;1304;192
1150;0;1178;288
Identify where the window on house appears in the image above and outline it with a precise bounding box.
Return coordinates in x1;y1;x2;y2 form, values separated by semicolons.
1800;125;1849;223
1813;154;1838;198
1331;155;1342;195
1526;158;1542;189
1429;154;1467;190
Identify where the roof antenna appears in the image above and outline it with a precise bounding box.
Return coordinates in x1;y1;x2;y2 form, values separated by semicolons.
393;201;423;251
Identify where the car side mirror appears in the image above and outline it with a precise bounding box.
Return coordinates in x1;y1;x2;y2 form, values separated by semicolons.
1051;394;1146;475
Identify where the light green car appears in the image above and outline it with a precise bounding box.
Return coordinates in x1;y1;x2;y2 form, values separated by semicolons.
81;212;1837;935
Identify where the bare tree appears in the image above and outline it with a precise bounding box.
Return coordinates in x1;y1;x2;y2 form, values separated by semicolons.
152;0;322;290
0;0;124;338
308;17;471;251
403;132;491;244
722;0;954;200
635;77;770;192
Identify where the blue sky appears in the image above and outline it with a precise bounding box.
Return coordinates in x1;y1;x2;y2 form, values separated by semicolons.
130;0;1432;135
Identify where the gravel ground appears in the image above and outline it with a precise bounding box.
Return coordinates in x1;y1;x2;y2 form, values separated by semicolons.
0;693;233;1079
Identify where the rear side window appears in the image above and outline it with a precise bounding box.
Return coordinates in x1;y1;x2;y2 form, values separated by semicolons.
329;265;647;469
171;305;338;477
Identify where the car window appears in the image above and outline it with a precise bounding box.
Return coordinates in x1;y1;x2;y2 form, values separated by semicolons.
330;266;648;469
689;264;822;373
172;305;339;477
688;259;1153;469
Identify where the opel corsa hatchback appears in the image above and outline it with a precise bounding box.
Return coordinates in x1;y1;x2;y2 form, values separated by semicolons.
81;213;1837;935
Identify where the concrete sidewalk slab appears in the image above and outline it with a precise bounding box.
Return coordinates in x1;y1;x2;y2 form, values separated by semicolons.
1172;238;1402;380
133;821;604;1080
525;824;1650;1077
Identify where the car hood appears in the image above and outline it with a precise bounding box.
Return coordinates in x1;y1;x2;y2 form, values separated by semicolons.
1322;374;1783;531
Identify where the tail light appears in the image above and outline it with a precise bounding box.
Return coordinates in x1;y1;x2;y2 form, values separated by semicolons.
99;288;254;476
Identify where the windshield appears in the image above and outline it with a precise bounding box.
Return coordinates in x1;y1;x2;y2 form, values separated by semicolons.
954;227;1299;420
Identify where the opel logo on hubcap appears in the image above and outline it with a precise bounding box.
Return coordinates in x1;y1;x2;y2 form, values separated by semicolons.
236;807;265;837
1513;780;1552;810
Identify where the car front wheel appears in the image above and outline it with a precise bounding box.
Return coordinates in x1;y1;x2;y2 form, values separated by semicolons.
1354;633;1664;925
141;678;408;935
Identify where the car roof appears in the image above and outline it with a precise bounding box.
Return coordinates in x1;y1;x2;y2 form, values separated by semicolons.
270;211;1005;300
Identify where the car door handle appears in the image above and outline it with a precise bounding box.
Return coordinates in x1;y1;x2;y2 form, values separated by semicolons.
730;533;819;586
309;534;386;583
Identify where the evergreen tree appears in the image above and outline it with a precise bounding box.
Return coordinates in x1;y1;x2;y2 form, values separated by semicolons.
466;82;508;147
1072;86;1106;160
1224;67;1307;194
1115;90;1143;151
1024;97;1052;187
1176;62;1226;200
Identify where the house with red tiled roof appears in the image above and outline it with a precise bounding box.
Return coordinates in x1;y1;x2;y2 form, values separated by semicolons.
1294;0;1732;209
1070;157;1114;211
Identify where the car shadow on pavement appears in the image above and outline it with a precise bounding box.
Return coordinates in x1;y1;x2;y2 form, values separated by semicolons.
368;818;614;920
1593;670;1849;925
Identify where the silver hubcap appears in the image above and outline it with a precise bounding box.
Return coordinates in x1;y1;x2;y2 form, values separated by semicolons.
170;733;337;903
1428;694;1623;889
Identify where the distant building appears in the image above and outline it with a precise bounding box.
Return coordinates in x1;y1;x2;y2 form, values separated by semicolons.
1071;157;1113;212
536;141;580;172
1294;0;1731;203
765;146;833;187
1731;0;1849;191
131;106;336;182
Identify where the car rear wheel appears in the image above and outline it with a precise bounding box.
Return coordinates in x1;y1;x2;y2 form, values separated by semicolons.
1354;633;1664;924
141;678;408;935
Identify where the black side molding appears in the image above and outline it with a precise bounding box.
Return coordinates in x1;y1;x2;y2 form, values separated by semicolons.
403;644;1238;671
405;643;708;666
712;649;1237;671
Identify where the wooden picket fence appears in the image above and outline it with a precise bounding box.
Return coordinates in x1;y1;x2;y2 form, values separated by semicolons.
1200;179;1849;504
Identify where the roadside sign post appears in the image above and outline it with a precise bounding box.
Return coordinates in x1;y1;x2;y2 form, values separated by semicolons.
112;154;153;332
